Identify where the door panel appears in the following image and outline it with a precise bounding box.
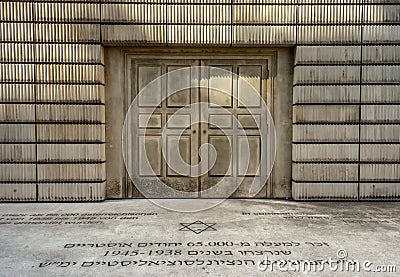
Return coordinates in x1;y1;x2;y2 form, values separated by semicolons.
208;135;232;177
138;135;162;177
166;65;192;107
238;136;260;176
238;65;262;108
208;65;234;107
137;65;162;107
166;135;191;176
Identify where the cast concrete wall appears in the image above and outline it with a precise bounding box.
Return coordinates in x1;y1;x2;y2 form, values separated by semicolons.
0;0;399;200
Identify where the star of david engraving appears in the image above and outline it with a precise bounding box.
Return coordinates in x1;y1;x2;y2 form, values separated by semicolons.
179;220;216;234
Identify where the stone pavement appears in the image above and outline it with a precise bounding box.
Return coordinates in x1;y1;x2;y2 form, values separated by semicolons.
0;199;399;276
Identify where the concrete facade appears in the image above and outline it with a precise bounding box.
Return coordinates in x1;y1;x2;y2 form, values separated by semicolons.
0;1;399;201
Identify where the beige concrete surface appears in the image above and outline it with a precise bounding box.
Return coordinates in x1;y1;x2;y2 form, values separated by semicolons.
0;199;399;276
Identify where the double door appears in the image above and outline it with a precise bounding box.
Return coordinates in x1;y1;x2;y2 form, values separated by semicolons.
127;58;270;198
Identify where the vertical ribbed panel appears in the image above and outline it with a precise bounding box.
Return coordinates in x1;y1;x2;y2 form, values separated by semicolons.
37;164;106;182
0;184;36;202
297;3;362;24
1;2;33;22
35;65;104;84
37;124;105;142
297;25;362;44
363;46;400;64
1;64;35;82
361;105;400;123
37;144;105;162
361;144;400;162
0;84;36;102
295;46;361;64
36;85;105;103
233;4;296;24
361;164;400;181
0;23;34;41
34;3;100;22
233;25;296;45
293;125;359;142
101;25;167;45
362;66;400;83
0;144;36;162
294;66;361;84
363;25;400;44
0;164;36;182
361;125;400;142
36;105;105;123
293;86;360;103
168;4;230;24
362;85;400;103
360;183;400;201
293;144;358;162
0;104;35;122
0;43;34;63
364;4;400;23
102;3;167;23
34;44;104;64
293;105;359;123
38;182;106;201
35;24;100;43
169;25;231;45
293;182;358;200
293;164;359;182
0;124;35;142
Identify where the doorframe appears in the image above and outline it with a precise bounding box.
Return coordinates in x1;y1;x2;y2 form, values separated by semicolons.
104;47;293;199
